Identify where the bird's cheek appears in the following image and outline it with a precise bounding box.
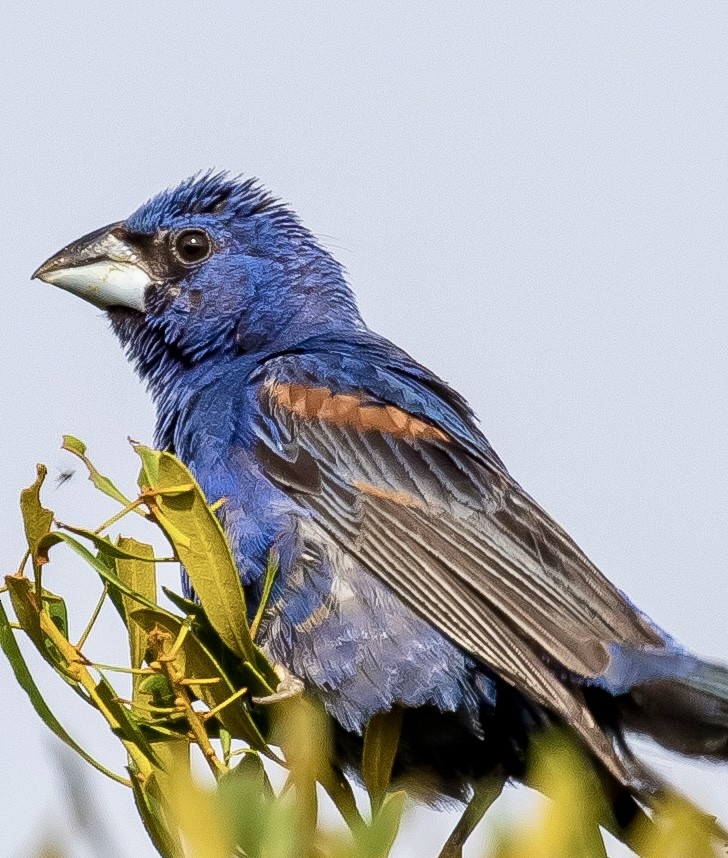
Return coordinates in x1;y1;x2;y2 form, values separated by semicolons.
144;282;182;316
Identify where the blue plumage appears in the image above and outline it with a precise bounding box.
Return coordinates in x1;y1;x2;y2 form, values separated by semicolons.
34;173;728;832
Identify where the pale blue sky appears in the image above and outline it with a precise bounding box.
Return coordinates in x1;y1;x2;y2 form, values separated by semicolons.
2;3;727;855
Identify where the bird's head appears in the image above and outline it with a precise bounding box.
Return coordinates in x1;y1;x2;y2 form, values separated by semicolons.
33;173;360;387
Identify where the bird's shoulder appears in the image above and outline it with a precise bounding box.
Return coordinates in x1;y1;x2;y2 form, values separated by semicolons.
247;330;507;473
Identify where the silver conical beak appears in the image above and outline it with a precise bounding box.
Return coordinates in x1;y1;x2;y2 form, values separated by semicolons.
33;223;151;312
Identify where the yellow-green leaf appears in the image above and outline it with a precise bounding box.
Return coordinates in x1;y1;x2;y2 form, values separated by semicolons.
251;548;279;639
362;706;404;813
136;444;160;489
36;530;167;615
218;753;276;855
6;576;76;686
0;595;129;786
161;586;205;619
163;756;235;858
58;524;169;562
42;589;68;639
62;435;135;508
94;674;164;767
8;578;162;768
354;790;406;858
20;464;54;559
134;445;256;664
115;536;156;698
130;769;184;858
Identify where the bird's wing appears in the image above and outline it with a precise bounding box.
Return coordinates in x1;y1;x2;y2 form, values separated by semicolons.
250;358;662;779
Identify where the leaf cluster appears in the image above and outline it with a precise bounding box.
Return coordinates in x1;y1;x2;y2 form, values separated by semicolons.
3;439;407;858
2;439;724;857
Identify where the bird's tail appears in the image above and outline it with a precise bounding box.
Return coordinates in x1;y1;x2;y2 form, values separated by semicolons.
618;654;728;759
592;653;728;855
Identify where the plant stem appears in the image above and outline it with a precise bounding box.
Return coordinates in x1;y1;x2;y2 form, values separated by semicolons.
37;608;146;784
147;626;227;779
15;549;30;577
75;583;109;649
94;497;146;534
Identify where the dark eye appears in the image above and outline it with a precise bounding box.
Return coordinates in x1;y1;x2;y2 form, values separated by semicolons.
170;229;212;265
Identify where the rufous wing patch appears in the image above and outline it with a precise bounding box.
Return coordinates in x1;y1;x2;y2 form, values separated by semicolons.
353;481;426;509
268;383;448;443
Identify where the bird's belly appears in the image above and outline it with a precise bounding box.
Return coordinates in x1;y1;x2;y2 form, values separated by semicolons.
252;521;543;801
255;518;492;737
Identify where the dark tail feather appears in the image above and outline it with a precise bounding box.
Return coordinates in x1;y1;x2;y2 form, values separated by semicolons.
619;659;728;758
568;650;728;854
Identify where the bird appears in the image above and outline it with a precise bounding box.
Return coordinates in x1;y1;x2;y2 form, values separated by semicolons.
33;172;728;850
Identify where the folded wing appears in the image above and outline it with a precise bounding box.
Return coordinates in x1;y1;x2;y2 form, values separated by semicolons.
252;369;665;781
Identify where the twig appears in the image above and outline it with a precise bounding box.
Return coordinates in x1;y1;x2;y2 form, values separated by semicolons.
37;608;146;785
94;497;147;534
202;686;248;722
91;663;155;676
146;626;227;779
15;549;31;577
75;583;109;649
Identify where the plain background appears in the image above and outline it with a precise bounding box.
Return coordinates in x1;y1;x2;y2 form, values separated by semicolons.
2;3;727;855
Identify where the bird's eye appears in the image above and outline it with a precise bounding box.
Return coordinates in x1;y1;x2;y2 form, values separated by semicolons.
170;229;212;265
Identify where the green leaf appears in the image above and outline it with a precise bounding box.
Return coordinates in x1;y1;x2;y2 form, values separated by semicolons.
133;446;257;665
136;443;160;490
130;769;184;858
129;607;270;753
6;576;83;696
149;738;191;796
93;674;165;767
163;585;275;700
161;586;207;620
0;594;129;786
7;576;47;651
362;706;404;813
58;524;170;563
438;775;506;856
42;589;69;638
139;674;176;709
218;753;275;856
354;790;406;858
220;726;232;765
114;536;156;697
36;531;172;616
62;435;136;508
251;548;279;639
20;465;54;593
7;573;158;777
20;465;54;555
319;766;367;833
61;434;86;456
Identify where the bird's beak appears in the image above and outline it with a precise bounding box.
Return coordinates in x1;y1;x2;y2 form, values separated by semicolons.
32;222;151;312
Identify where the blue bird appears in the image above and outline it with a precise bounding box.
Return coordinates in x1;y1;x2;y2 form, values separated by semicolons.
34;173;728;847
